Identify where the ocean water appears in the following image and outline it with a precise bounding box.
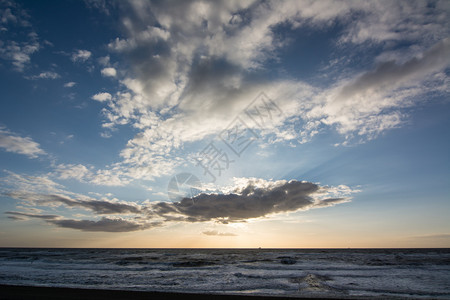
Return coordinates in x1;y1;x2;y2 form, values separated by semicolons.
0;248;449;298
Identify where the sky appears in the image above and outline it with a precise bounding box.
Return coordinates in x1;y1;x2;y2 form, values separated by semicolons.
0;0;449;248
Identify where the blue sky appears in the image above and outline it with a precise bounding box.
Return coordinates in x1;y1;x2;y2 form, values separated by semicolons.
0;0;449;247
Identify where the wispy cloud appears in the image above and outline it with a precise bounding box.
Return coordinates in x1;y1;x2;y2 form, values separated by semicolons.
412;234;450;240
53;163;91;181
203;230;237;236
5;211;157;232
84;0;113;16
0;127;46;158
305;38;450;142
1;171;151;232
5;211;60;220
1;171;63;194
28;71;60;80
64;81;76;88
71;49;91;62
7;192;142;215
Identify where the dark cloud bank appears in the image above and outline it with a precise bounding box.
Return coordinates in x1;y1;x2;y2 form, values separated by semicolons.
5;180;349;232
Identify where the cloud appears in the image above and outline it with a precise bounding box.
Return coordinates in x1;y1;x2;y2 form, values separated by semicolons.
1;171;152;232
0;1;40;71
5;211;154;232
4;178;357;227
28;71;60;80
100;132;112;138
5;211;59;220
0;171;63;194
4;173;355;231
64;81;76;87
0;170;129;209
305;38;450;140
0;1;31;27
91;92;112;102
413;234;450;240
339;1;450;45
53;162;131;187
2;1;447;237
71;49;92;62
203;230;237;236
338;38;450;100
0;39;40;71
50;194;142;215
78;0;450;183
0;127;46;158
53;163;92;181
84;0;113;16
49;217;155;232
7;215;24;220
1;7;17;25
5;192;141;215
151;178;352;223
101;67;116;77
89;81;312;183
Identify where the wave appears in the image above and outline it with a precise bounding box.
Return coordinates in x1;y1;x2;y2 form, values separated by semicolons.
0;248;449;298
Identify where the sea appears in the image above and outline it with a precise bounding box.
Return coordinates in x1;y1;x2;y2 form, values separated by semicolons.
0;248;449;299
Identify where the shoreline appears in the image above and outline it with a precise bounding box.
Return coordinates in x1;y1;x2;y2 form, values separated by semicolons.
0;284;366;300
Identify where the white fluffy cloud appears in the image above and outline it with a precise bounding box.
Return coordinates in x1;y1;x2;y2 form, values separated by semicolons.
101;67;117;77
0;127;45;158
91;92;112;102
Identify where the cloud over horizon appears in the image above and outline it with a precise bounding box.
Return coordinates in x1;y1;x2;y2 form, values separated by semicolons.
3;173;354;232
151;179;350;224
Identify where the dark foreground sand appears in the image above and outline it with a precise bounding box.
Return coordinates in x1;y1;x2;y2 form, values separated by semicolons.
0;285;350;300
